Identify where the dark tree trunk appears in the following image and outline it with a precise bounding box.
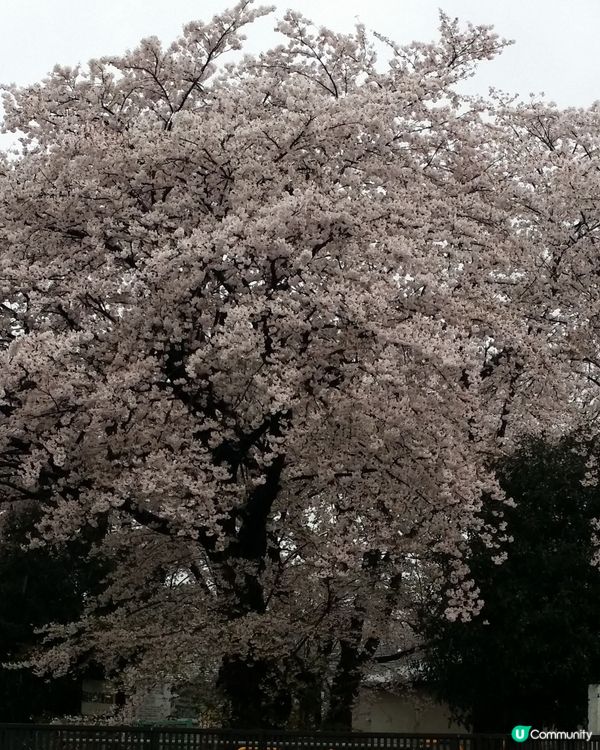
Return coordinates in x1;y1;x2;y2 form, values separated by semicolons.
323;639;363;730
211;451;293;728
323;611;380;730
322;551;400;728
217;654;292;728
294;669;323;729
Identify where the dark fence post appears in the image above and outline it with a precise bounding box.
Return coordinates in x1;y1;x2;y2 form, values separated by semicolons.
150;725;160;750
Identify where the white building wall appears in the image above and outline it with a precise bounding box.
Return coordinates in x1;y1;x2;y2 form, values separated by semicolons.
588;684;600;733
353;687;469;733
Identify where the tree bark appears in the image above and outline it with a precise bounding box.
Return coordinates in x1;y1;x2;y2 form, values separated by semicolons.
212;452;293;727
323;639;362;730
217;655;292;728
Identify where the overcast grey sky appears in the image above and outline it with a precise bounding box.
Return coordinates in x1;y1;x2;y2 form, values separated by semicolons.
0;0;599;107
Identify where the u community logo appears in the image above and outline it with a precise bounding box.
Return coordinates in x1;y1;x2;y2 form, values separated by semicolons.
511;727;531;742
511;726;592;742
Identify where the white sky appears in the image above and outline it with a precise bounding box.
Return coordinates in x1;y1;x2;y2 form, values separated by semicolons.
0;0;598;108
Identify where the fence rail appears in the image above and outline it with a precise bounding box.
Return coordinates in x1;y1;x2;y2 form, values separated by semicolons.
0;727;596;750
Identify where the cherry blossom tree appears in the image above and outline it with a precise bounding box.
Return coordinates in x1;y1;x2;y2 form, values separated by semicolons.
0;0;585;728
489;97;600;407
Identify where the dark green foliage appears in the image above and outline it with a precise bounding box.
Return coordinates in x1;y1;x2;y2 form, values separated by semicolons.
420;435;600;732
0;505;108;721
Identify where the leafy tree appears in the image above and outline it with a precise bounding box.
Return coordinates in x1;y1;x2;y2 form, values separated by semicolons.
0;506;109;721
420;436;600;732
